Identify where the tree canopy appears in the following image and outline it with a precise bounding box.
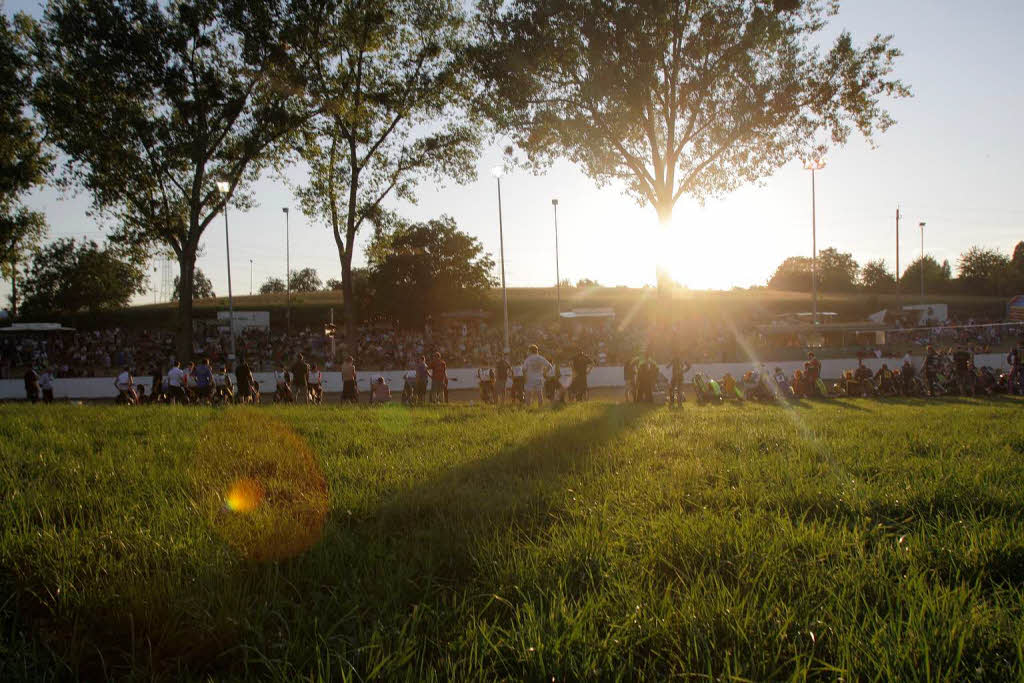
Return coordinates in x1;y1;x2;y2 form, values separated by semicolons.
292;0;483;346
366;215;496;326
900;256;951;294
860;259;896;292
1;13;50;315
31;0;308;357
289;267;322;293
957;246;1012;295
767;255;812;291
20;238;147;316
476;0;910;274
259;276;286;295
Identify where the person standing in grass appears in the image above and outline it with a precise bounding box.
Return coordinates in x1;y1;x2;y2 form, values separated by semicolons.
495;354;511;404
340;355;358;403
193;359;214;403
274;363;292;402
150;364;163;402
570;348;594;401
415;355;430;405
429;351;447;404
38;367;55;404
115;366;137;404
804;352;821;396
523;344;553;408
167;361;187;404
292;353;310;404
23;366;39;403
668;355;690;406
308;363;323;403
624;356;638;402
924;345;940;396
512;362;525;405
235;359;254;404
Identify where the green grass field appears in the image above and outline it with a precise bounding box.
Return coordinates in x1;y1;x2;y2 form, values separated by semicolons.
2;400;1023;680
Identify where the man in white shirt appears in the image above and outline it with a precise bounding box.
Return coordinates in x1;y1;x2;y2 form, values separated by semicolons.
522;344;553;408
39;368;55;404
114;366;137;405
167;361;187;404
307;364;323;403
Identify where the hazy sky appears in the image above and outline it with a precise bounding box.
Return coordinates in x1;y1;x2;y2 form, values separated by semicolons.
3;0;1023;305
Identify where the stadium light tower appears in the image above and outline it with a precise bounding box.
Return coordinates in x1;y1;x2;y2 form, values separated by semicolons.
216;181;236;361
803;159;826;325
919;221;926;301
282;207;291;338
552;198;561;319
492;165;510;355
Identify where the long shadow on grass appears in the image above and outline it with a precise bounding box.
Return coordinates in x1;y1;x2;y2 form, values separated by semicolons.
335;403;652;580
210;403;659;678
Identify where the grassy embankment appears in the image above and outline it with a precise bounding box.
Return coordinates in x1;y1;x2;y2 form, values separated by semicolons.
2;399;1023;680
55;287;1009;332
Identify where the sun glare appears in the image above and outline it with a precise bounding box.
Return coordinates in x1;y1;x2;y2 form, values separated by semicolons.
650;212;744;291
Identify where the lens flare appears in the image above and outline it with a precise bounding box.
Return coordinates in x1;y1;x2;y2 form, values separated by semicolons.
225;478;263;513
202;410;328;562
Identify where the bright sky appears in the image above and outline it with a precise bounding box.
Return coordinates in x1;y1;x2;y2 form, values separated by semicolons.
3;0;1023;305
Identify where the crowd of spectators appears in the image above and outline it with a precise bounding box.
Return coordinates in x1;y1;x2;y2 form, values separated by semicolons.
3;313;1020;380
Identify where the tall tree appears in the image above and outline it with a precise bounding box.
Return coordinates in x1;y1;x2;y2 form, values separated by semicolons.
366;215;496;326
957;246;1010;295
901;255;951;295
860;258;896;292
1011;241;1024;273
31;0;308;358
816;247;858;291
477;0;909;284
0;13;50;316
259;276;286;294
288;267;322;293
20;238;147;316
767;256;812;291
172;269;215;300
292;0;483;348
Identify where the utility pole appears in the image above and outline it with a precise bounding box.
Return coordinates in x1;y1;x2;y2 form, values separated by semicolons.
552;198;561;319
803;160;825;325
491;168;511;355
217;181;236;361
249;259;253;296
283;207;290;338
919;221;926;302
892;208;901;294
10;247;17;318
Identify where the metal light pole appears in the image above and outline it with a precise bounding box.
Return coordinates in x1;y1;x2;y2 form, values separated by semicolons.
919;221;926;301
282;207;290;338
216;181;236;361
552;198;561;319
492;166;510;355
803;159;826;325
249;259;253;296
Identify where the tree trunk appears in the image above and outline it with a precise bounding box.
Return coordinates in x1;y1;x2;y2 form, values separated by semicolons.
341;253;355;354
655;202;673;294
10;260;16;319
175;247;197;362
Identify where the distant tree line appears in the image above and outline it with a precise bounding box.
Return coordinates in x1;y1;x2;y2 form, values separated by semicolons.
257;216;495;326
768;242;1024;296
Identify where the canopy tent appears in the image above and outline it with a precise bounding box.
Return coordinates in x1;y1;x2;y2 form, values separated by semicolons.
0;322;76;333
559;307;615;320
